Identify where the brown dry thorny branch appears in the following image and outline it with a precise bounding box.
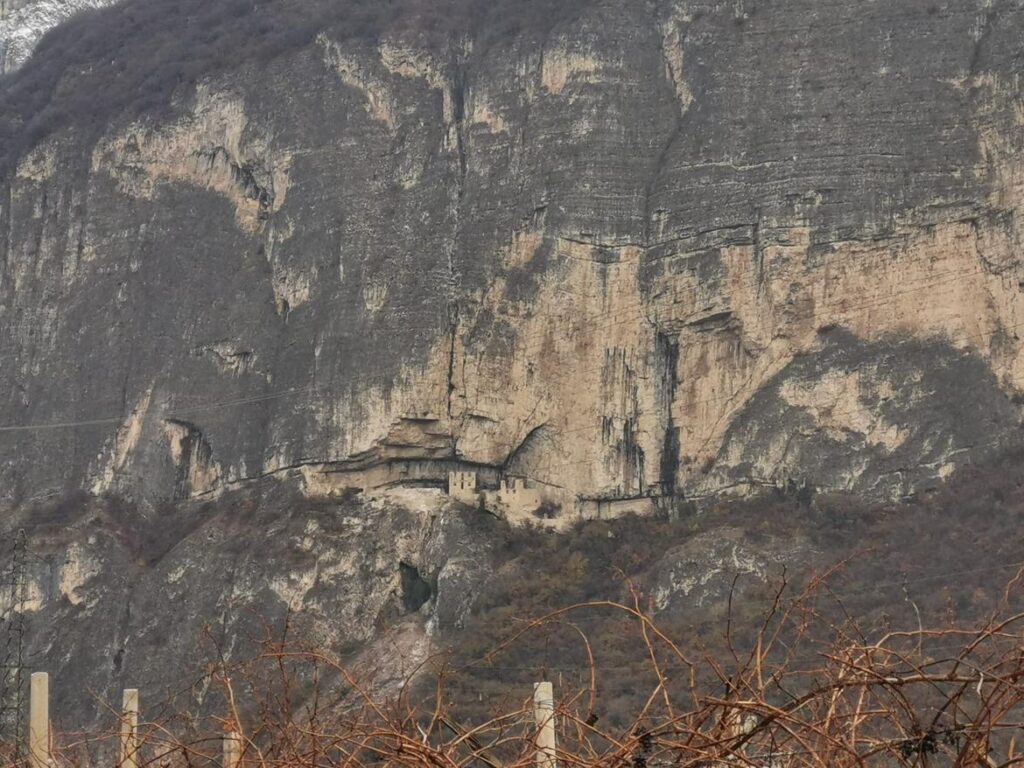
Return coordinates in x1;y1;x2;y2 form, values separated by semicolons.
2;569;1024;768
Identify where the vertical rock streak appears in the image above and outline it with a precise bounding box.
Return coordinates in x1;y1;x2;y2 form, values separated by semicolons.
1;1;1024;512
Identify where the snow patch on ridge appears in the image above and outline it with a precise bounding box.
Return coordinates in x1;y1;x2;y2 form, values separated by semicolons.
0;0;119;74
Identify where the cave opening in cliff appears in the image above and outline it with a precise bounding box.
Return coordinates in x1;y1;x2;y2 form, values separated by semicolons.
399;562;432;613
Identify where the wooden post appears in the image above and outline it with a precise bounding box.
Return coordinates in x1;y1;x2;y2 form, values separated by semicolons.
28;672;49;768
533;681;556;768
223;730;242;768
119;689;139;768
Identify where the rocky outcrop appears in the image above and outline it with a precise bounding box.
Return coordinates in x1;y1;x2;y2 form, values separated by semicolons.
3;0;1024;520
1;483;498;729
650;526;810;611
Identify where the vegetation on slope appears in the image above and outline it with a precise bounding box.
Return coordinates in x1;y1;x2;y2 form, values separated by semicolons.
0;0;597;176
9;447;1024;748
6;565;1024;766
440;448;1024;727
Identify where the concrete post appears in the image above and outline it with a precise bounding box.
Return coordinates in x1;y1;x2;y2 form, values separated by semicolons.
28;672;49;768
223;730;242;768
533;681;556;768
119;689;139;768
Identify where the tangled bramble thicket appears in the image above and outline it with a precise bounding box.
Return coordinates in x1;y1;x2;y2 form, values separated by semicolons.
3;568;1024;767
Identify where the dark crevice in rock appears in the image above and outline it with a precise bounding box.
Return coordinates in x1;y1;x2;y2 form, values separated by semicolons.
444;58;470;422
0;181;11;277
399;561;432;613
196;147;274;221
752;209;766;293
234;163;273;221
504;422;548;470
622;419;645;495
643;9;690;250
968;2;999;76
164;419;214;500
599;350;647;495
656;330;680;498
446;302;459;420
191;457;323;493
687;310;734;332
71;182;88;279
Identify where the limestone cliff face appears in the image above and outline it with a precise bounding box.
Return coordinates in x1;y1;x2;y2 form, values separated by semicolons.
3;0;1024;519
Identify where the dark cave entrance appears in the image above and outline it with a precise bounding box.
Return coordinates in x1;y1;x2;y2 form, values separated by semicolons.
399;562;432;613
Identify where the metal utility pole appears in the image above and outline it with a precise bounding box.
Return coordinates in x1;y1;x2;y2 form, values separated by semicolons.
0;529;28;750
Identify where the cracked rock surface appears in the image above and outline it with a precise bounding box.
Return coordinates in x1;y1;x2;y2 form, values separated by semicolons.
4;1;1024;514
3;0;1024;734
6;3;1024;514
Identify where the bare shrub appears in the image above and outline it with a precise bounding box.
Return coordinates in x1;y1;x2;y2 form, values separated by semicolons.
3;568;1024;767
